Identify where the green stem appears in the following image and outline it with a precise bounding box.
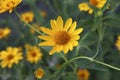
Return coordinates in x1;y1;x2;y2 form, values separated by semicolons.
59;53;68;62
14;10;43;35
92;41;102;58
69;56;120;71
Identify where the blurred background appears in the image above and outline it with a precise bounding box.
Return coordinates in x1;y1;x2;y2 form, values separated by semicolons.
0;0;120;80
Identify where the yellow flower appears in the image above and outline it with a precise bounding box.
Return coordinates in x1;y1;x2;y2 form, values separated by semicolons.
38;16;83;55
0;0;22;13
30;24;41;34
77;69;90;80
0;47;23;68
78;3;93;14
78;0;107;14
115;35;120;51
40;10;47;17
25;44;42;63
21;11;34;23
0;27;11;39
34;68;44;79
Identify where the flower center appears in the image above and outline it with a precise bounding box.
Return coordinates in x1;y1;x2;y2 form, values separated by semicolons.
55;31;70;45
31;52;36;57
6;1;15;8
7;55;14;60
89;0;98;6
0;32;3;37
37;70;43;76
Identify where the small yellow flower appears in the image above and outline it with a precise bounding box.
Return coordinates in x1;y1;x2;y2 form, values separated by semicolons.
34;68;44;79
40;10;47;17
30;24;41;34
0;47;23;68
78;3;93;14
0;0;22;13
21;11;34;23
38;16;83;55
0;28;11;39
25;44;42;63
115;35;120;51
78;0;107;14
77;69;90;80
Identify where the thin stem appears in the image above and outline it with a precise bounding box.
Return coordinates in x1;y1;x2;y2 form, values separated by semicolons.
14;10;43;35
69;56;120;71
59;53;68;62
91;41;102;58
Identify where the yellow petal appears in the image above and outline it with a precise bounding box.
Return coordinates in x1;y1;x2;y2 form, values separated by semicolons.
38;36;53;41
57;16;63;30
40;27;54;35
49;46;58;55
39;41;55;46
56;45;63;53
72;28;83;35
64;18;72;31
69;21;77;33
71;41;78;46
63;45;69;54
71;35;80;40
50;20;57;30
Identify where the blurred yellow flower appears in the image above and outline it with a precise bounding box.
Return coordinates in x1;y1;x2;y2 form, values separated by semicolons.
77;69;90;80
78;0;107;14
34;68;44;79
0;28;11;39
0;47;23;68
115;35;120;51
25;44;42;63
38;16;83;55
0;0;22;13
30;24;41;34
40;10;47;17
21;11;34;23
78;3;93;14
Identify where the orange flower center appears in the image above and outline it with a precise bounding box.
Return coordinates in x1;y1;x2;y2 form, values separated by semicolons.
37;70;43;76
89;0;98;6
31;52;37;57
0;32;3;37
7;55;14;60
55;31;70;45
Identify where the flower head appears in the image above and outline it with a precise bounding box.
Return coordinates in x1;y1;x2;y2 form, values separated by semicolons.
25;44;42;63
77;69;90;80
38;16;83;55
115;35;120;51
0;0;22;13
21;11;34;23
0;47;23;68
0;27;11;39
78;0;107;14
34;68;44;79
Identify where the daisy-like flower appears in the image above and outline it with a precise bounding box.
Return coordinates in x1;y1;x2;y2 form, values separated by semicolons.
0;47;23;68
34;68;44;79
115;35;120;51
78;0;107;14
0;27;11;39
0;0;22;13
25;44;42;63
38;16;83;55
21;11;34;23
77;69;90;80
